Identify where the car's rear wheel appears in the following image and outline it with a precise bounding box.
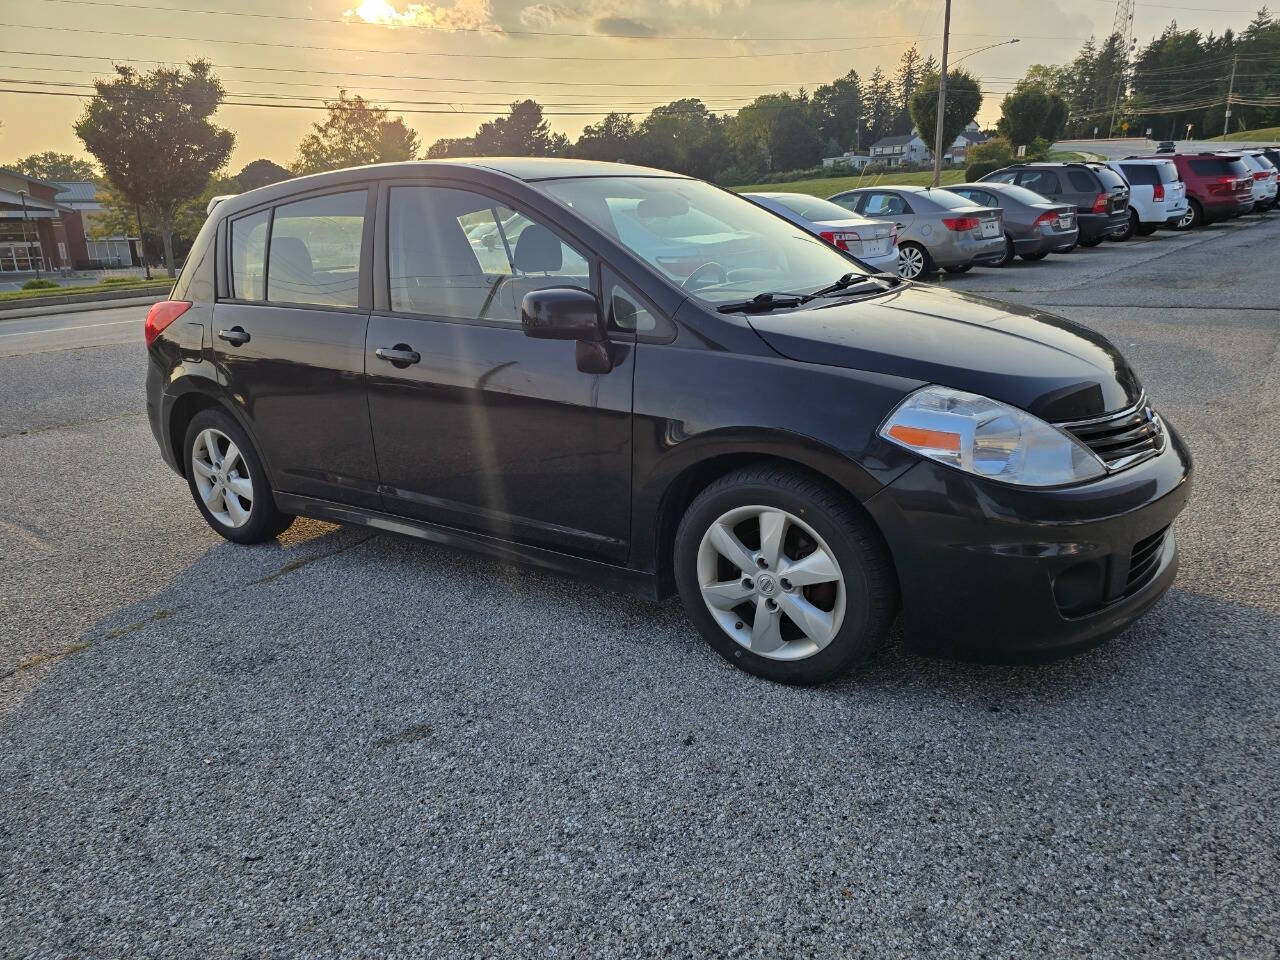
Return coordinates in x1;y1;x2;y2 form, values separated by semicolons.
1021;250;1050;261
897;242;932;280
991;234;1015;267
943;263;972;274
1135;223;1158;236
1078;235;1104;247
1111;209;1138;241
674;466;897;684
184;408;294;544
1177;200;1202;230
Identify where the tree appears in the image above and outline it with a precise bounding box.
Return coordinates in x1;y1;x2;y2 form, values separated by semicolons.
426;137;477;159
471;100;562;156
997;87;1068;147
812;70;863;150
768;103;823;170
572;113;638;162
635;100;731;178
10;151;97;182
75;61;234;277
236;158;291;191
894;46;926;134
294;90;420;175
908;69;983;157
863;68;896;146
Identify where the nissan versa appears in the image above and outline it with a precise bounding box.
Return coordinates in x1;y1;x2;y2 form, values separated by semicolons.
145;159;1191;684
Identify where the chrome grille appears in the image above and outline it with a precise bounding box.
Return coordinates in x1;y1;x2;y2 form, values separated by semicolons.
1062;396;1164;470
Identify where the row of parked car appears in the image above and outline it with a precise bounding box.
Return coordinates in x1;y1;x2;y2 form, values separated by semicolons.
746;148;1280;279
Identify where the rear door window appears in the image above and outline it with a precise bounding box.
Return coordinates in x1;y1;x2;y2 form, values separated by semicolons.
229;209;269;301
862;192;910;216
1093;167;1127;190
267;190;367;308
984;170;1017;184
1018;169;1061;195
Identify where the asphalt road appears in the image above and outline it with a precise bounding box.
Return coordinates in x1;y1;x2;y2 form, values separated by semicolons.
2;216;1278;959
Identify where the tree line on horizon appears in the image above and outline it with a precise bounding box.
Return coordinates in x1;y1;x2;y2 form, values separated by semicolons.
7;7;1278;273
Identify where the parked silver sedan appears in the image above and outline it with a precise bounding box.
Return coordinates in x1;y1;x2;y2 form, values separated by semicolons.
943;182;1079;264
828;185;1005;279
744;192;899;274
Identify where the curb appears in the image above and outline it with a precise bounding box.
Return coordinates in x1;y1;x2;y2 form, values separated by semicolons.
0;292;169;322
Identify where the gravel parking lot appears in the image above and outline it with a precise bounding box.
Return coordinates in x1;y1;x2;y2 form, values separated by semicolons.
2;216;1278;958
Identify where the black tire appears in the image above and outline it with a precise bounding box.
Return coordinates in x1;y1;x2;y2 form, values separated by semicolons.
183;408;294;544
1110;209;1138;242
1078;235;1104;247
943;263;972;274
1175;200;1201;230
991;234;1015;267
1020;250;1050;261
673;465;898;684
1135;224;1158;236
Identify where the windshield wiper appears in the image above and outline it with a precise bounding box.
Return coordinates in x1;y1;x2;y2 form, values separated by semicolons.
716;292;803;314
799;271;899;302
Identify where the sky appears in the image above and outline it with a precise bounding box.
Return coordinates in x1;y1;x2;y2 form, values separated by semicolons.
0;0;1265;171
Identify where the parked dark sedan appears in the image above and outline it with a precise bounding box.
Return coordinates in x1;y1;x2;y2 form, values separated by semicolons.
146;159;1191;684
943;181;1078;264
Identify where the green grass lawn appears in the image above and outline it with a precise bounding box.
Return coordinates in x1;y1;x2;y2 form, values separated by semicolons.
1210;127;1280;142
731;169;967;198
0;278;173;304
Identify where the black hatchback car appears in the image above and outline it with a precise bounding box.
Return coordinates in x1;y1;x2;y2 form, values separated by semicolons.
146;159;1191;684
980;162;1131;247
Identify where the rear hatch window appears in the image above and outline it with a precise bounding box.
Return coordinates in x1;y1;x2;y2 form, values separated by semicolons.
1119;164;1159;186
1188;157;1243;177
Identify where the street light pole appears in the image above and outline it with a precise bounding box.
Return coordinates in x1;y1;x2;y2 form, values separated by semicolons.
931;0;952;188
17;190;41;280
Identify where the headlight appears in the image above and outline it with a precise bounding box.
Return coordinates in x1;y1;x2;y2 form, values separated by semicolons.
879;385;1106;487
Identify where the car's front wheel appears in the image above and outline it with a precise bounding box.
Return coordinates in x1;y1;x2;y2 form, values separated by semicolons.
674;466;897;684
184;408;294;544
897;242;932;280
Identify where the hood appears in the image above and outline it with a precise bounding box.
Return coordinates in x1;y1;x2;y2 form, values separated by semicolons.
747;284;1142;422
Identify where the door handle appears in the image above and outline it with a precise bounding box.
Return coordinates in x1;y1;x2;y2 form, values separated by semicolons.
217;326;250;346
375;345;421;367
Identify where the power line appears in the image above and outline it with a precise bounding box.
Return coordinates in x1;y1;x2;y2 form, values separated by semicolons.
0;21;944;62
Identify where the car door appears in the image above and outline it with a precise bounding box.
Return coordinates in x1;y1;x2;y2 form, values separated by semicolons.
363;181;635;562
860;191;917;242
214;186;381;508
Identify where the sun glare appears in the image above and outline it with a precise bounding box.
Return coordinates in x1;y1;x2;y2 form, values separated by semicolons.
343;0;495;30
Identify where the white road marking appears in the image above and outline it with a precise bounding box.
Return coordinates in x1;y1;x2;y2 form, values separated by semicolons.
0;318;138;339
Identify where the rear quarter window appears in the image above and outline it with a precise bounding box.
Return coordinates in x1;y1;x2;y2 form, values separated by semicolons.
1119;164;1158;186
1093;168;1127;190
1067;170;1098;192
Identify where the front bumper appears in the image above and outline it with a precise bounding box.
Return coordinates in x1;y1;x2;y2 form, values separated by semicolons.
864;419;1193;661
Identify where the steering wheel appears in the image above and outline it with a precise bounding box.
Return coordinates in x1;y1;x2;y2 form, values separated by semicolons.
681;261;728;290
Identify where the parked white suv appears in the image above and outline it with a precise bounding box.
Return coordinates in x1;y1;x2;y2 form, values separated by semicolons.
1235;151;1278;211
1106;159;1188;239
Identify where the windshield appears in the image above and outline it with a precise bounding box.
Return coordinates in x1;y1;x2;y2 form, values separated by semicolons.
758;194;863;221
538;176;869;304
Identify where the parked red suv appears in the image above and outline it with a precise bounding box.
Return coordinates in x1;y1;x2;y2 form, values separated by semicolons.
1149;153;1255;228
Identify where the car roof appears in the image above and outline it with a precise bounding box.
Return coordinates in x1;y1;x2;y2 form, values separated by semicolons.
1110;157;1174;163
835;184;948;194
206;157;685;222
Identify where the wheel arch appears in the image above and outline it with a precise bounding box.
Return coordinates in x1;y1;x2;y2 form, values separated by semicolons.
642;437;900;599
165;381;259;480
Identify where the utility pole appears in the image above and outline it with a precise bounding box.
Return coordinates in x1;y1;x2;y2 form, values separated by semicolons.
1223;54;1237;138
930;0;951;188
1107;0;1135;138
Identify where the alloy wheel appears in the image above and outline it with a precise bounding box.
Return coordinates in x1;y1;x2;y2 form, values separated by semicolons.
695;505;847;661
1177;207;1195;229
191;427;254;528
898;245;926;279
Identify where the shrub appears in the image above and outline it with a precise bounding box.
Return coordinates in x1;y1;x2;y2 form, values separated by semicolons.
21;278;60;290
100;276;138;285
965;160;1004;181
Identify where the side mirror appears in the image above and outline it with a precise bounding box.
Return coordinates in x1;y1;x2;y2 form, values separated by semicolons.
521;287;605;343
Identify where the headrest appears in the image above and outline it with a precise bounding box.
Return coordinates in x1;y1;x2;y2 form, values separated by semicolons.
270;236;313;283
513;224;562;273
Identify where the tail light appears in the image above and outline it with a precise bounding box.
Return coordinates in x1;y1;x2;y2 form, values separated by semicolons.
144;300;192;347
1207;176;1238;196
941;216;980;232
1253;171;1268;181
819;229;861;251
1032;211;1056;228
1152;183;1165;202
1091;193;1109;213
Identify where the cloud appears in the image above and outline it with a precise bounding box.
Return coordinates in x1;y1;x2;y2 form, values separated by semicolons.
518;3;585;28
344;0;497;30
594;15;660;37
